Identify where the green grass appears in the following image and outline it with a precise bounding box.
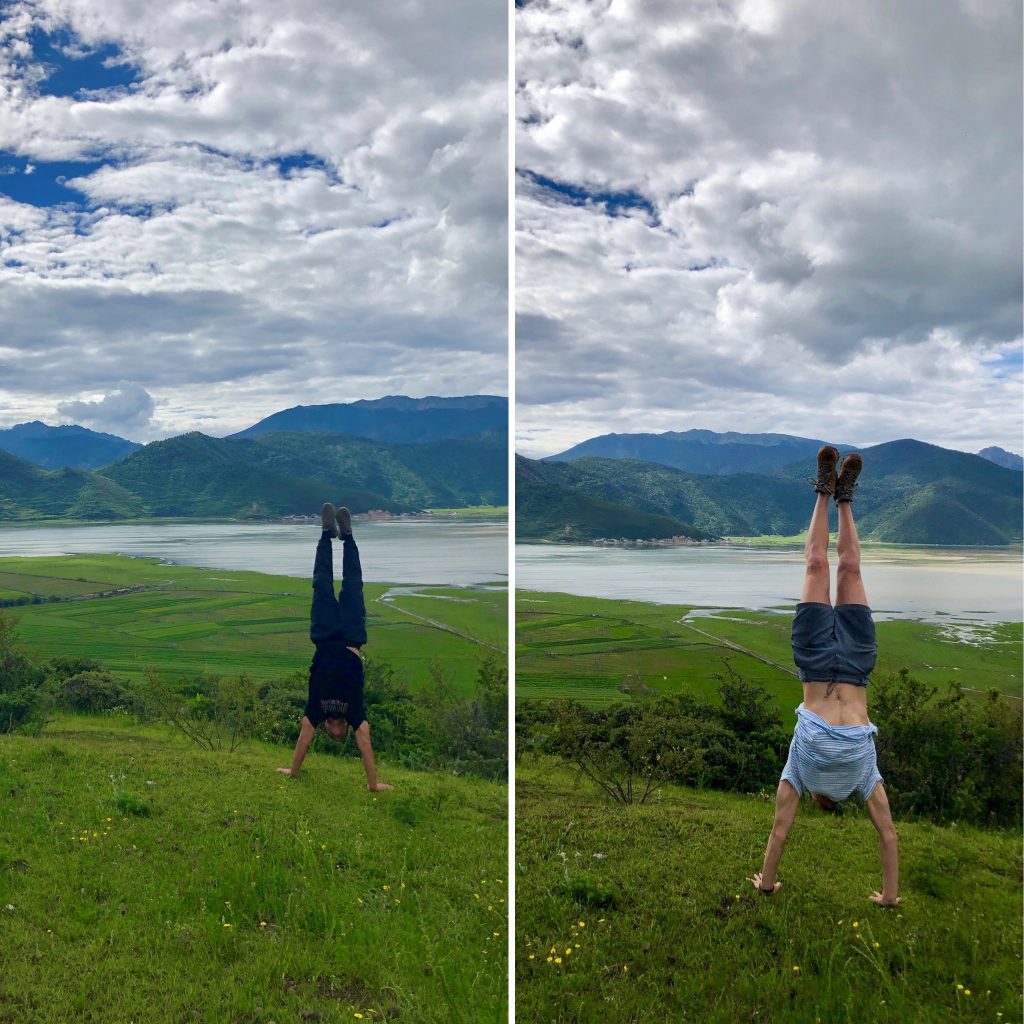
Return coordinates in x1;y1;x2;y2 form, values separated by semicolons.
0;555;506;695
427;506;508;519
516;591;1022;709
515;761;1022;1024
0;715;507;1024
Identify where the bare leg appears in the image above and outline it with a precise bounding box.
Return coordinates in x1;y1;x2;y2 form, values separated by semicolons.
751;780;800;893
865;784;899;905
801;492;831;604
836;501;868;606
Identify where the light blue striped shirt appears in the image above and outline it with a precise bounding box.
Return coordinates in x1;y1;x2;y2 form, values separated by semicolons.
780;705;882;802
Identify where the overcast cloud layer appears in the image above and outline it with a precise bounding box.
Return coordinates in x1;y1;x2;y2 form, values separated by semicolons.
0;0;506;440
516;0;1023;457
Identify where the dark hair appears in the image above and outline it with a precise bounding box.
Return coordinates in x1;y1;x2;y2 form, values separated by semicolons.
812;792;839;812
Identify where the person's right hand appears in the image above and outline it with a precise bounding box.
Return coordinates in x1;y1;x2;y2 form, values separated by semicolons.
749;873;782;894
368;782;393;792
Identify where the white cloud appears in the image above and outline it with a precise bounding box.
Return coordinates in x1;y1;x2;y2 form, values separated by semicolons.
0;0;507;438
57;380;154;434
516;0;1023;456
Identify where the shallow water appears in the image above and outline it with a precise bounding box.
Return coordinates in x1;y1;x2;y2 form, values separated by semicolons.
515;543;1023;623
0;519;508;587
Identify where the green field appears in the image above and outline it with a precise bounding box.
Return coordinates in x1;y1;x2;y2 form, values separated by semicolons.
0;716;507;1023
0;555;506;695
516;590;1021;708
516;762;1022;1024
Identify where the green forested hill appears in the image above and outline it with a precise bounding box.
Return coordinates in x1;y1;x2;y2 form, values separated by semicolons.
0;432;506;521
518;438;1023;545
516;458;711;542
0;449;145;521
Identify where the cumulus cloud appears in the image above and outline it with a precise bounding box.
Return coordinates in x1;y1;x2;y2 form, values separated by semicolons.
57;380;155;434
515;0;1022;457
0;0;507;439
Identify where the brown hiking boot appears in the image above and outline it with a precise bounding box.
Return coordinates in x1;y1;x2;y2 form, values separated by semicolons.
335;506;353;536
321;502;339;538
834;453;863;503
813;445;840;495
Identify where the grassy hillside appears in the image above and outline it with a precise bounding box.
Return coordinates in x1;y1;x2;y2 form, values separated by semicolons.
0;555;506;695
0;716;507;1024
515;590;1021;706
516;762;1021;1024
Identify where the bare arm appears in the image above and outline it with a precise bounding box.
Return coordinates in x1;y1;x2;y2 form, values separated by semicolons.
354;721;391;792
277;716;317;777
751;781;800;893
865;783;900;905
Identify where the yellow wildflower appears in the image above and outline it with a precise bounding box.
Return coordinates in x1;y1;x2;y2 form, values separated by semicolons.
554;957;562;964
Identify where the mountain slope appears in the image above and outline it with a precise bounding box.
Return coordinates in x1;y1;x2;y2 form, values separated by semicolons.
0;421;141;470
230;395;508;444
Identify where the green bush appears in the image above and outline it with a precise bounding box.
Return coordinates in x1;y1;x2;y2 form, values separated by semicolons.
0;612;49;733
871;668;1022;828
532;671;788;804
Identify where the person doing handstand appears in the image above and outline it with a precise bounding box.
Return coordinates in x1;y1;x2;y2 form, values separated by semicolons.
750;447;898;905
277;503;392;791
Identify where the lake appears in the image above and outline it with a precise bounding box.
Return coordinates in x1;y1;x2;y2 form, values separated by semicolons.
515;543;1023;623
0;520;508;586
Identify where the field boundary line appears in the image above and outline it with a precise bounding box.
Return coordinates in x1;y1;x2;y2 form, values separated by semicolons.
375;595;505;653
674;617;798;676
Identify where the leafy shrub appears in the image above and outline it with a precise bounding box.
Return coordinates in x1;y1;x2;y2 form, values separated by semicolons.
871;668;1022;828
144;669;259;752
0;612;49;733
533;670;788;804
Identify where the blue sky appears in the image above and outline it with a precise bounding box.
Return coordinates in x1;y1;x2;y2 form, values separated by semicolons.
0;1;507;440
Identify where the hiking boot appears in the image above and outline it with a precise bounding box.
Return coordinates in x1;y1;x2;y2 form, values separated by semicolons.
320;502;339;538
335;506;353;536
813;445;840;495
834;453;863;504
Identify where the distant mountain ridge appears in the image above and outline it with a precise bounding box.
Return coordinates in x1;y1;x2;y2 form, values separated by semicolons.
0;421;141;470
978;446;1024;472
547;429;852;475
519;438;1023;546
230;395;508;444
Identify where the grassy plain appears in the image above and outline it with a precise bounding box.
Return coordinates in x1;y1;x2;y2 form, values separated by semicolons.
515;762;1021;1024
516;590;1021;710
0;554;506;695
0;716;507;1024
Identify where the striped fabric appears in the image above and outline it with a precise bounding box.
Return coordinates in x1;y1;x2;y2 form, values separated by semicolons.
780;705;882;802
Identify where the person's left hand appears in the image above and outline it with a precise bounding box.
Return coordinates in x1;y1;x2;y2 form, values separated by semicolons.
870;891;900;907
275;767;295;777
749;872;782;894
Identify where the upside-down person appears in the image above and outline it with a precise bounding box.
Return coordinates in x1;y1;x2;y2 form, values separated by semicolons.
750;447;898;906
277;503;392;792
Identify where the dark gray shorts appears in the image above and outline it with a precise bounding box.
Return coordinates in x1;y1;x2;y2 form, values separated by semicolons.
791;602;877;686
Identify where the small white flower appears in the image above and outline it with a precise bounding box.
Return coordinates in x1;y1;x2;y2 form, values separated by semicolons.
593;853;606;860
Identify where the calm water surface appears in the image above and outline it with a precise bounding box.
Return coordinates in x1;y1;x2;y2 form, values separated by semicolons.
0;520;508;586
516;543;1022;623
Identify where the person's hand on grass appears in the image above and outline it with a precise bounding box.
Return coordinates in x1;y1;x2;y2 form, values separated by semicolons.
870;891;900;907
749;873;782;894
368;782;393;792
275;767;296;778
